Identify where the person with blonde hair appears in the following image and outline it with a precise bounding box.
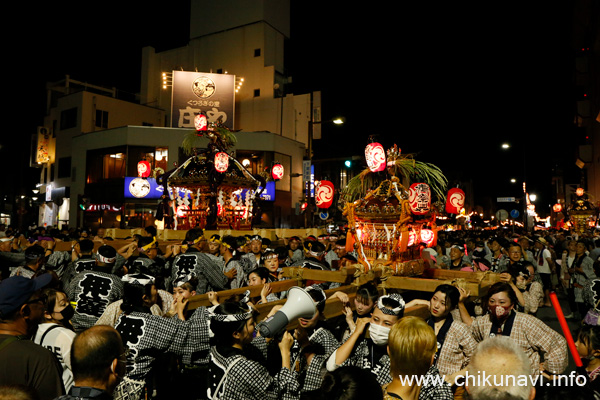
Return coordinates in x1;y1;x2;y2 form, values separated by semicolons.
384;316;438;400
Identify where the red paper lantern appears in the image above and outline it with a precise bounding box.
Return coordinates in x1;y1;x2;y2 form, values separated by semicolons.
553;203;562;213
576;187;585;196
272;163;284;180
445;188;465;214
137;160;151;178
365;142;386;172
214;152;229;173
420;229;435;246
316;180;334;209
194;113;208;134
409;183;431;215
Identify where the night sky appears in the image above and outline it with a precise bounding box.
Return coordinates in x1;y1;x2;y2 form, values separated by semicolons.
5;1;581;216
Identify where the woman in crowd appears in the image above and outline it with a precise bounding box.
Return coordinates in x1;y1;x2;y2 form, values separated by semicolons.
485;236;509;273
290;286;340;393
514;262;544;316
330;281;379;342
325;292;449;399
383;316;438;400
575;324;600;393
261;250;282;283
247;266;279;303
207;300;299;399
572;240;597;319
561;238;579;318
470;282;568;376
33;287;77;393
412;284;477;385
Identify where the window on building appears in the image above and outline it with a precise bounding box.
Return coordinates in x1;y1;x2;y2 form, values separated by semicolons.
95;109;109;129
57;157;71;178
60;107;78;130
103;153;126;179
254;48;261;57
254;89;260;97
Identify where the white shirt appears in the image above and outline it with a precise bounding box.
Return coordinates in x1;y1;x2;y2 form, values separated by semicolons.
536;248;552;274
33;322;77;392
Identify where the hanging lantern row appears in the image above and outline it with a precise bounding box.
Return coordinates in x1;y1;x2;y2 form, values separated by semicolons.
365;142;386;172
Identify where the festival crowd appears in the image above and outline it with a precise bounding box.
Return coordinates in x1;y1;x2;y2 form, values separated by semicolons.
0;224;600;400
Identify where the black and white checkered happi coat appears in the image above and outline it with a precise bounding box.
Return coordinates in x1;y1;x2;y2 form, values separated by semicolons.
171;250;228;293
291;326;340;392
66;269;124;332
207;336;300;400
115;307;211;383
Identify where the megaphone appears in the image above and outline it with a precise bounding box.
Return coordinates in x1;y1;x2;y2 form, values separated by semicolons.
258;286;317;338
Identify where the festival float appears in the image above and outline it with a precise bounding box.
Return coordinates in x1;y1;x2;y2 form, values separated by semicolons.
332;140;498;296
163;113;263;230
566;187;598;234
340;141;448;274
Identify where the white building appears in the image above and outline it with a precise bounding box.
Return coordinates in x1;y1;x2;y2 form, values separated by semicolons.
36;0;317;230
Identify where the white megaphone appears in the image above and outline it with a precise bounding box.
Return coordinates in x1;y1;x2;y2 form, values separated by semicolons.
258;286;317;338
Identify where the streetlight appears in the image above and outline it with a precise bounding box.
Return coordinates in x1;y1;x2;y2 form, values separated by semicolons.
502;142;529;231
308;116;345;160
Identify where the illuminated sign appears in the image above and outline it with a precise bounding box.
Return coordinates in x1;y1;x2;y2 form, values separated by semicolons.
170;71;235;130
36;127;52;164
124;177;164;199
240;181;275;202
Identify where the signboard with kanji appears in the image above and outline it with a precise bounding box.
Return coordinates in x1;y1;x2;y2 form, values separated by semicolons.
170;71;235;130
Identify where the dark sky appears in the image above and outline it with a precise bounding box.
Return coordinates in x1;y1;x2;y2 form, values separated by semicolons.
5;1;580;215
288;2;579;213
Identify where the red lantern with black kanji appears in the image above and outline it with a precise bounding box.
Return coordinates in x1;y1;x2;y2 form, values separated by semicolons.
316;180;334;209
365;142;386;172
409;183;431;215
272;163;284;180
137;160;151;178
445;187;465;214
195;112;208;134
214;152;229;173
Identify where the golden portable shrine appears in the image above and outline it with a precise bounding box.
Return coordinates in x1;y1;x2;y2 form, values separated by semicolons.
340;142;463;278
566;188;598;234
163;115;264;230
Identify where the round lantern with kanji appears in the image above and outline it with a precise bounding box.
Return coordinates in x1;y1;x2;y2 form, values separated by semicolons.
408;183;431;215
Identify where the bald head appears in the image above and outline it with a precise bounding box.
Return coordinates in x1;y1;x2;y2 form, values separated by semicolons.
466;336;534;400
71;325;124;383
